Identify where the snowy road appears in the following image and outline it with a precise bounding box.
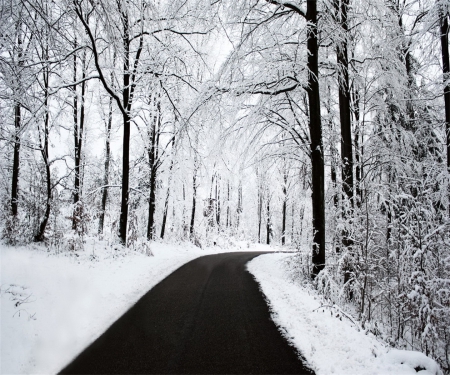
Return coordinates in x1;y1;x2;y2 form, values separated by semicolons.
59;251;314;374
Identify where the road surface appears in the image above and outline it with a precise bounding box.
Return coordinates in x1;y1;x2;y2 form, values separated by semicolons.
60;251;314;374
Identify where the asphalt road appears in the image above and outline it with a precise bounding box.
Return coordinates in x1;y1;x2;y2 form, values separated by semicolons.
60;251;314;374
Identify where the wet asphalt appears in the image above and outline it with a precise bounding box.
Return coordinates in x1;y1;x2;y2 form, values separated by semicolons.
59;251;314;374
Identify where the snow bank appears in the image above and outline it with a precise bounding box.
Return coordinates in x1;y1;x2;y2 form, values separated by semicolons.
247;253;443;375
1;239;263;374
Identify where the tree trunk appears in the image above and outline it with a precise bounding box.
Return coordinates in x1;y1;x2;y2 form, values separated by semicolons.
119;22;131;244
190;158;198;237
11;102;20;216
11;31;23;217
281;169;287;245
73;48;86;231
147;98;159;241
35;66;51;242
307;0;326;277
160;138;175;239
439;8;450;173
98;94;113;234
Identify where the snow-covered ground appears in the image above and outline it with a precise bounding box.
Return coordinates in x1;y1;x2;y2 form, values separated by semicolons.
1;239;264;374
247;253;443;375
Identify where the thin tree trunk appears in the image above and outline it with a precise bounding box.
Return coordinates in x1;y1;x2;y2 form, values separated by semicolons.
307;0;326;277
73;49;86;231
98;93;113;234
190;155;198;237
281;169;287;245
12;102;20;216
35;65;51;242
215;175;221;228
439;8;450;173
160;137;175;239
147;97;159;240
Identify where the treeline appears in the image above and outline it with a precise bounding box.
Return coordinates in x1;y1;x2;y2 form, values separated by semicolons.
1;0;449;371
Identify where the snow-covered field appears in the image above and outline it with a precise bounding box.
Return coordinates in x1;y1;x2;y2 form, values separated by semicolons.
247;253;443;375
0;239;263;374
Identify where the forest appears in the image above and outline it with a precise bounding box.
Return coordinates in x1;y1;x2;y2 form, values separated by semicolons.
1;0;450;371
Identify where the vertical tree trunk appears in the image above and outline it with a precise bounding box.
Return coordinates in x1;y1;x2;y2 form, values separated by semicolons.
236;181;242;230
12;103;20;217
147;97;159;241
98;94;113;234
73;49;86;231
12;31;23;217
281;168;287;245
307;0;326;277
439;7;450;172
190;162;198;237
35;65;51;242
334;0;354;208
160;137;175;239
215;175;221;228
119;16;131;244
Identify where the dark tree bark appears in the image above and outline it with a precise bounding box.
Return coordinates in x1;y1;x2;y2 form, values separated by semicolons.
98;91;113;235
11;31;24;217
190;155;199;237
334;0;354;209
306;0;326;277
72;48;86;231
215;175;221;228
281;167;287;245
236;181;243;230
147;97;160;241
12;102;21;217
35;64;51;242
439;7;450;172
160;137;175;239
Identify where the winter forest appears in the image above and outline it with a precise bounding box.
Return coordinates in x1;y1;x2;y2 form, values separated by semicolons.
1;0;450;372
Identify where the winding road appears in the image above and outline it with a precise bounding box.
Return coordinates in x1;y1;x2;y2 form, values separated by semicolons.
60;251;314;374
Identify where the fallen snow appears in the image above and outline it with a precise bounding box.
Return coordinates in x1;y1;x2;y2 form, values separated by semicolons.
247;253;443;375
1;239;265;374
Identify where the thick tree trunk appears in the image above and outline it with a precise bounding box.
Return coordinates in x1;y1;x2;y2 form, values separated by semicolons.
119;111;131;244
12;103;20;216
258;184;262;243
307;0;326;277
334;0;354;207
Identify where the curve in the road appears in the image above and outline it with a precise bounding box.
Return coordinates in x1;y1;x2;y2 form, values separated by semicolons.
60;251;314;374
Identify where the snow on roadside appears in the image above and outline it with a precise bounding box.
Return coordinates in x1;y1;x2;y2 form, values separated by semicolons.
247;253;443;375
0;239;260;374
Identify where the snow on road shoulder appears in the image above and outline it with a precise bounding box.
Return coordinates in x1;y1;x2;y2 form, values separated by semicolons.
247;253;443;375
1;240;244;375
